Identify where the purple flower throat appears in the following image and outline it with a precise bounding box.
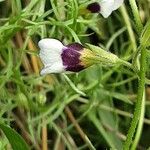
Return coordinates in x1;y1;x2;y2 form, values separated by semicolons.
61;43;85;72
87;2;101;13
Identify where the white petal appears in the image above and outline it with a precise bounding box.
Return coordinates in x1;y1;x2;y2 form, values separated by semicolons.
38;38;64;68
38;38;63;53
113;0;124;10
40;62;65;75
100;0;114;18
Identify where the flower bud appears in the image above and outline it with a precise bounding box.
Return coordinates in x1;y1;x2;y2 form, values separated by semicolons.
83;43;121;66
17;93;28;109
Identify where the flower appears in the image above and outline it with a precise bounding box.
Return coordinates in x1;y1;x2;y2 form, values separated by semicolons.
38;38;90;75
87;0;124;18
38;38;121;75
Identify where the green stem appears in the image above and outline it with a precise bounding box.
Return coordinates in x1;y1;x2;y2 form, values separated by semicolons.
131;91;145;150
118;59;138;73
119;59;132;69
63;74;86;96
120;4;137;52
129;0;143;35
123;45;146;150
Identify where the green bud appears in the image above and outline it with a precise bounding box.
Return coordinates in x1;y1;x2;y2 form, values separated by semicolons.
85;43;121;66
17;93;28;109
37;93;46;105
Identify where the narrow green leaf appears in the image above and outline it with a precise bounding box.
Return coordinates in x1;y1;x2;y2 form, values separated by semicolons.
0;123;30;150
88;111;117;149
100;89;133;104
140;20;150;47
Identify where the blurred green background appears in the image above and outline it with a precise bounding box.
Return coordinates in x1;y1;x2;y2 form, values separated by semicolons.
0;0;150;149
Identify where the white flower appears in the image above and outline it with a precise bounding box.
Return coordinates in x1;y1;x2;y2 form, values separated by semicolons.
38;38;122;75
100;0;124;18
38;38;65;75
87;0;124;18
38;38;87;75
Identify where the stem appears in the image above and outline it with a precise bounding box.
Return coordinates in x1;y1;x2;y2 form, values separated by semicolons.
129;0;143;35
120;5;137;52
123;45;146;150
65;106;96;150
42;120;48;150
119;59;133;69
63;74;86;96
118;59;138;73
131;91;145;150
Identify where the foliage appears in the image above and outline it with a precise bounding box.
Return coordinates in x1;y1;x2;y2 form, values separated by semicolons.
0;0;150;149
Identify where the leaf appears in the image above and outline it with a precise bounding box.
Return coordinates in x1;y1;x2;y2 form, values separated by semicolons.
0;123;30;150
97;99;123;149
88;111;118;149
63;74;86;96
140;20;150;47
100;89;133;104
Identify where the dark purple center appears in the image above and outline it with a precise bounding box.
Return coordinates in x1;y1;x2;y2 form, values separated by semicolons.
87;2;101;13
61;43;85;72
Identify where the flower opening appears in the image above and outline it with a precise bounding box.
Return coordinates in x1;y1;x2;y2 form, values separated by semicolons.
61;43;85;72
87;2;101;13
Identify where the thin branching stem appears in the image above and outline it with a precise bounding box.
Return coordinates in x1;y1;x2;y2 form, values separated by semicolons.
123;45;146;149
